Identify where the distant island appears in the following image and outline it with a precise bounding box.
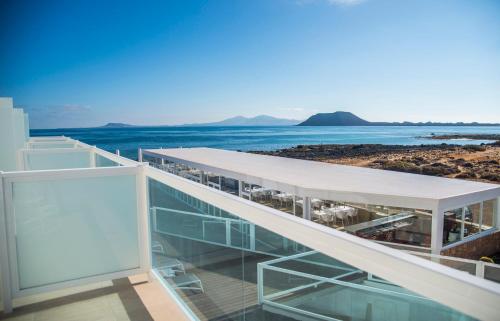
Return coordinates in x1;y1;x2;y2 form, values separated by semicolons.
101;122;135;128
182;115;300;126
99;115;301;128
298;111;500;126
100;111;500;128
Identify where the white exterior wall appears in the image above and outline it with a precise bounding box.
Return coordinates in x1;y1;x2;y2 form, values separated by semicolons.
0;98;17;171
0;98;29;171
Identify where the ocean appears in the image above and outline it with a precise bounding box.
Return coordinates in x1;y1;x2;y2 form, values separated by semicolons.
31;126;500;159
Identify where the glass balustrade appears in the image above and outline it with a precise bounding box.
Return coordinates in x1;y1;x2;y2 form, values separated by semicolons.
147;177;477;321
8;172;140;290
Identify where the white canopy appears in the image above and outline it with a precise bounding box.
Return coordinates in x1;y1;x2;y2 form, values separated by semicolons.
144;147;500;210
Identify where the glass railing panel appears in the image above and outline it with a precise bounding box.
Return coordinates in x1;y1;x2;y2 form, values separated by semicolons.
484;264;500;283
410;254;477;276
260;252;476;321
148;177;477;321
10;173;140;290
230;221;251;250
95;154;120;167
24;149;92;170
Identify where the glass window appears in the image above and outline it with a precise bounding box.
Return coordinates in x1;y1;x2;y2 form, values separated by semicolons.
324;201;433;248
463;203;481;238
443;208;463;245
482;199;496;231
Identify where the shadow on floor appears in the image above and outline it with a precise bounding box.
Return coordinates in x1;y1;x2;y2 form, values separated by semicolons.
0;278;154;321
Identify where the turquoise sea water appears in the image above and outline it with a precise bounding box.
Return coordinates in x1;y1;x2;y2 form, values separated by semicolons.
31;126;500;159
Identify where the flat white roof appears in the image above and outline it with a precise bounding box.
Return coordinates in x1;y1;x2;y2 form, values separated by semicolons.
144;147;500;210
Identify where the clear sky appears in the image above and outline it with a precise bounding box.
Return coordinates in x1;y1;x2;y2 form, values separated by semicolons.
0;0;499;128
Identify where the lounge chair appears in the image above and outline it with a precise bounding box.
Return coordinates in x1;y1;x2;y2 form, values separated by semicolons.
157;258;186;274
152;241;166;255
168;273;204;293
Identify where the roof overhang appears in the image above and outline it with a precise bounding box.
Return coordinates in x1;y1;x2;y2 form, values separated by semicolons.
144;147;500;211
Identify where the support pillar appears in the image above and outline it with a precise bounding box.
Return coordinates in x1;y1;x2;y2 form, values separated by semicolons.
303;196;311;220
238;180;243;197
495;197;500;229
430;205;444;255
200;170;205;185
138;148;143;162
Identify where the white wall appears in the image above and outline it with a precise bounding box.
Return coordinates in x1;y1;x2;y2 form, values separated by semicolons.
0;98;17;171
0;98;29;171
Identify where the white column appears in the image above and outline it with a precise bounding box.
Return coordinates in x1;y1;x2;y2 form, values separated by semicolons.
218;176;222;190
200;170;205;185
303;196;311;220
430;205;444;255
479;201;484;231
495;197;500;229
460;207;465;241
115;149;120;156
136;164;152;276
138;148;143;162
238;180;243;197
293;195;296;216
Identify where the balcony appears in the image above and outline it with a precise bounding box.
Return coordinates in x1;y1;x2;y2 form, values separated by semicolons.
1;98;500;321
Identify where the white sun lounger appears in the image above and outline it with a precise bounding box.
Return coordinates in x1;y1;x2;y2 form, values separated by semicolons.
157;258;186;274
168;273;204;293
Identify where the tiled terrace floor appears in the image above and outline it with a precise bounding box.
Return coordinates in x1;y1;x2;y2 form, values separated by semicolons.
0;275;190;321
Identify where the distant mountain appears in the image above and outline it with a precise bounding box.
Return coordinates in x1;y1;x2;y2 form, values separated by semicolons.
298;112;500;126
100;122;135;128
183;115;301;126
298;112;370;126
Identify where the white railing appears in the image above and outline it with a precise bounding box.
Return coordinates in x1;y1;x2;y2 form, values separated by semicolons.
257;252;445;321
406;250;500;283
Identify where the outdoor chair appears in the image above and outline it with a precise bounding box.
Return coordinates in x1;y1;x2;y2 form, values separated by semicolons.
168;273;204;293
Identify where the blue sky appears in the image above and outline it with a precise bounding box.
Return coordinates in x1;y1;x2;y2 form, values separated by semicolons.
0;0;499;128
